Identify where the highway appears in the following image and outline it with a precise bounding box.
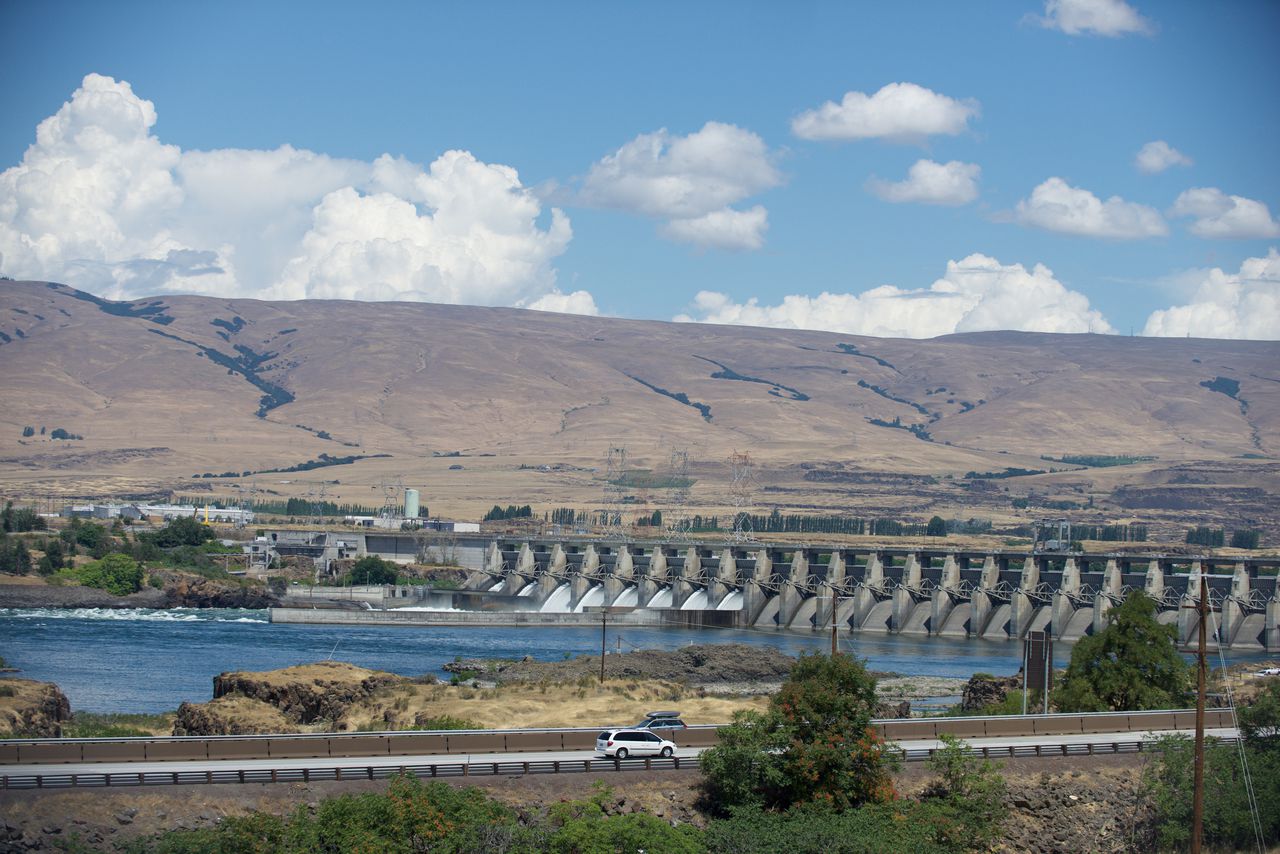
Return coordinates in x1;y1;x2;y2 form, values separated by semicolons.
0;727;1238;790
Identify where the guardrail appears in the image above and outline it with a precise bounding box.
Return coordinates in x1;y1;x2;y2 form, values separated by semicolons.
0;709;1236;767
0;755;702;790
0;733;1243;791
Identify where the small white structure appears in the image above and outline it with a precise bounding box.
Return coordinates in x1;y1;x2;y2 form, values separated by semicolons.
405;488;420;519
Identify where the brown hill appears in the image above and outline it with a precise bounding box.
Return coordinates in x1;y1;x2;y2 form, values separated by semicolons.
0;280;1276;534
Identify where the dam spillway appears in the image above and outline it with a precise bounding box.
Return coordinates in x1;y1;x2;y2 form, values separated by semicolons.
458;537;1280;651
261;529;1280;651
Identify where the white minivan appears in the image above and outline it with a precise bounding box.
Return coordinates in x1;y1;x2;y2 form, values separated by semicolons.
595;728;677;759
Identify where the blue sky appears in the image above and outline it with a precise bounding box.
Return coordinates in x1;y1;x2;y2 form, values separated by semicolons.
1;0;1277;338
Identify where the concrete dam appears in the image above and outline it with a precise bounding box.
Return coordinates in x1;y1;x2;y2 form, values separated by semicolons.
458;538;1280;651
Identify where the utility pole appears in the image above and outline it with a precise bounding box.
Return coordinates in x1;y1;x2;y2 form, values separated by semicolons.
600;607;608;685
1192;574;1208;854
830;587;839;656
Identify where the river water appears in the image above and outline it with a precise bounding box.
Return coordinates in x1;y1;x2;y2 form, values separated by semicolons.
0;608;1264;714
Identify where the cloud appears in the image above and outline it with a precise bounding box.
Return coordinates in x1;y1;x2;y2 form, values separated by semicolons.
1032;0;1154;37
0;73;571;305
1014;177;1167;239
272;152;571;304
1135;141;1191;174
523;288;600;316
579;121;779;250
1170;188;1280;239
791;83;979;143
1143;250;1280;339
675;253;1115;339
660;206;769;251
867;159;980;206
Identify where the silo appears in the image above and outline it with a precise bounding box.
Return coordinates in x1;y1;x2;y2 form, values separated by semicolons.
404;488;420;518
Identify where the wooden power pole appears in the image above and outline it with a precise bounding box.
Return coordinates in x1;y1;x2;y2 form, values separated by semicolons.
1191;574;1208;854
831;588;839;656
600;607;608;684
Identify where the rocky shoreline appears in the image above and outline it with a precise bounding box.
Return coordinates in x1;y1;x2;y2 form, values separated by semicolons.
0;574;278;610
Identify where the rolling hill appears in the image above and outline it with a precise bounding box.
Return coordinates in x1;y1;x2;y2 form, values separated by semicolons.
1;280;1276;536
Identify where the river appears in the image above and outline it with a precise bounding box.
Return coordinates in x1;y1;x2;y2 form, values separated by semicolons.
0;608;1265;714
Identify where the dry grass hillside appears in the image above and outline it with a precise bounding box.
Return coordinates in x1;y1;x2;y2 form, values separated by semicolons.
1;280;1276;536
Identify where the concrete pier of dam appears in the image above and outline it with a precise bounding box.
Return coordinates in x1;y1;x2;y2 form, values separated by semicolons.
459;538;1280;651
259;530;1280;650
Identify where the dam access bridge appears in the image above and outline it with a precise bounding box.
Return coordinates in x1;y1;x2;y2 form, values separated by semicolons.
460;538;1280;651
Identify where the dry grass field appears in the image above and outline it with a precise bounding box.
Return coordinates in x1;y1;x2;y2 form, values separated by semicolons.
1;280;1276;539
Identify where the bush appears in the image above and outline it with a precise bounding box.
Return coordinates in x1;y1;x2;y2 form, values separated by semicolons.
922;735;1008;849
412;715;476;730
703;801;986;854
70;553;144;596
544;786;704;853
62;712;171;738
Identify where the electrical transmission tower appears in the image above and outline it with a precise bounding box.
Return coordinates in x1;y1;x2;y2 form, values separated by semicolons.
665;448;693;541
300;481;329;527
727;450;757;543
234;480;260;529
379;476;404;523
602;446;628;539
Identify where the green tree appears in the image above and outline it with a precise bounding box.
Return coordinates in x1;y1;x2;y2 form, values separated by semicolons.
1;502;46;533
1230;529;1261;550
0;537;33;574
149;516;216;548
926;516;947;537
1241;680;1280;749
343;555;397;586
36;538;65;575
1053;590;1191;712
701;653;896;813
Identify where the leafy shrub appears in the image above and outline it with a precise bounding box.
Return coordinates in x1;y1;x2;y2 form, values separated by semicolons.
62;712;171;738
63;553;144;595
704;801;986;854
412;715;476;730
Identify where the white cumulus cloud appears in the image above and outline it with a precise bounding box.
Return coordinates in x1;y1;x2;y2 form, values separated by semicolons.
867;159;980;206
1014;177;1167;239
1135;140;1191;174
1170;188;1280;239
1032;0;1154;37
523;288;600;316
0;73;571;306
579;121;779;250
675;253;1114;339
791;83;979;143
1143;250;1280;339
660;206;769;251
